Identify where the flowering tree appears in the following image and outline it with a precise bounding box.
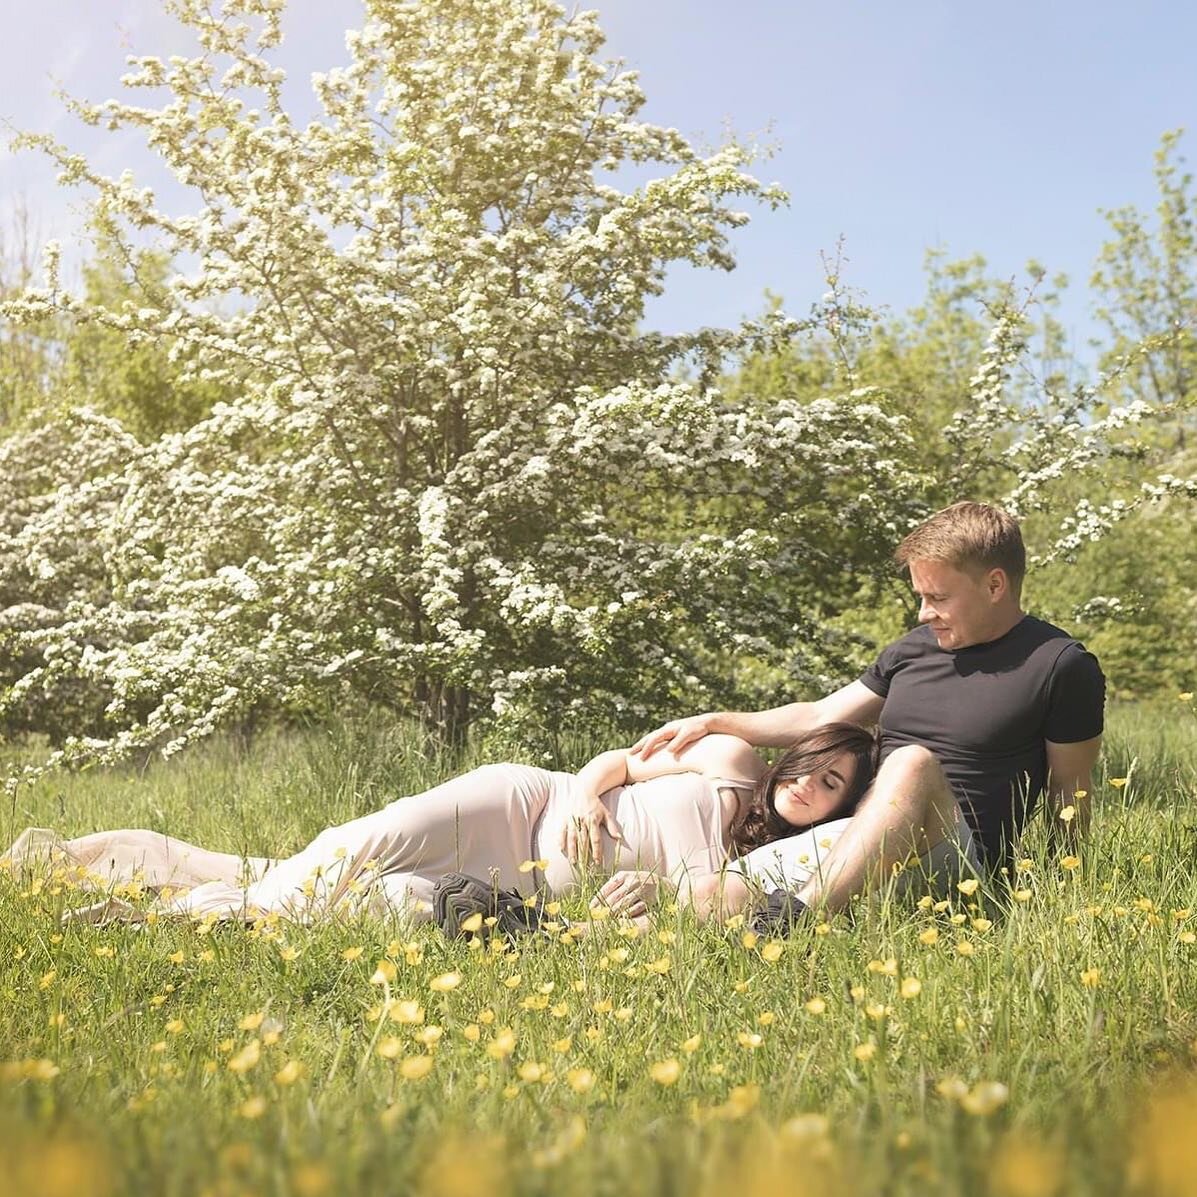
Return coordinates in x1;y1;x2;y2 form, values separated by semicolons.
1;0;931;762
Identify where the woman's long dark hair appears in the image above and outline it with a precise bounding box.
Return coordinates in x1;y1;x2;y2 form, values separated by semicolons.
728;721;879;855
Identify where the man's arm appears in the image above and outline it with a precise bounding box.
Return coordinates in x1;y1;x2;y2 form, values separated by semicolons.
1045;736;1103;851
632;681;885;757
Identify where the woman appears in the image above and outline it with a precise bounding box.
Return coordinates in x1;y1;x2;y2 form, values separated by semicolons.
1;723;876;926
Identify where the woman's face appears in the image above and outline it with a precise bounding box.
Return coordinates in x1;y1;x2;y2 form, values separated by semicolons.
771;751;857;827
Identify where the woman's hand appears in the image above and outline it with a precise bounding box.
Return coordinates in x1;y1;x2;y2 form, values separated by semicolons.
559;790;624;866
630;714;714;758
591;869;667;918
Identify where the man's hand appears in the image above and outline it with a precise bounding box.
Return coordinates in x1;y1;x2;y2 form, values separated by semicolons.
591;869;667;918
559;791;624;866
630;714;714;758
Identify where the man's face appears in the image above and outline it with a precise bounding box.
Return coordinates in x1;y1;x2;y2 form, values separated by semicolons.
908;558;1003;650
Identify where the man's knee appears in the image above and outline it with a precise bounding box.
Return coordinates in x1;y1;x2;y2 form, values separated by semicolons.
878;744;944;784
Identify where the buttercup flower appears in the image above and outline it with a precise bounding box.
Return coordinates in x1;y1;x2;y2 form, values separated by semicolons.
650;1059;681;1085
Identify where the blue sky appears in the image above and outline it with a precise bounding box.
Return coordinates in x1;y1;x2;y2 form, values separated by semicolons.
2;1;1194;360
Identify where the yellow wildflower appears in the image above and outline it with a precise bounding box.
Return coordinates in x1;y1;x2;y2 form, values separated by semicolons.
650;1059;681;1085
388;1000;425;1025
376;1037;404;1060
960;1081;1009;1116
275;1060;304;1085
486;1029;517;1060
567;1068;595;1094
370;960;397;985
227;1041;262;1074
399;1056;434;1081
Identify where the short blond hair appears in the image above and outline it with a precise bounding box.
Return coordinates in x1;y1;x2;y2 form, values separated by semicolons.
895;502;1026;592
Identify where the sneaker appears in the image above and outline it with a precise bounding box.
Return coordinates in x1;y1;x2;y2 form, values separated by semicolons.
749;888;808;934
433;871;548;940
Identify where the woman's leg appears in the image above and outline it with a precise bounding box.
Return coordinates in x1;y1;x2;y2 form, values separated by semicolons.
2;826;270;892
243;763;555;920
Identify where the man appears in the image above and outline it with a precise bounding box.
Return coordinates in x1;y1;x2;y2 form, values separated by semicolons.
631;501;1106;925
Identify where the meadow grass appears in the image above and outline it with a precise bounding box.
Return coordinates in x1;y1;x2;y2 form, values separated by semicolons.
2;700;1197;1197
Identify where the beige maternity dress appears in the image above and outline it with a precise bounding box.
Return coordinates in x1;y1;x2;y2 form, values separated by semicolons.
2;763;756;924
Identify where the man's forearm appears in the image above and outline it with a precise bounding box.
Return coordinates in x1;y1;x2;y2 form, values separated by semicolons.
1046;779;1093;853
708;702;821;748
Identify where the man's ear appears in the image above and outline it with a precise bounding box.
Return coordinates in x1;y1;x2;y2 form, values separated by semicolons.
986;567;1008;601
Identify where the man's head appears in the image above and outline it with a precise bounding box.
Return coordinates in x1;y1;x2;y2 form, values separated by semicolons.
895;502;1026;650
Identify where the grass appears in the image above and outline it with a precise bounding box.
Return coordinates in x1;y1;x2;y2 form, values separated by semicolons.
2;699;1197;1196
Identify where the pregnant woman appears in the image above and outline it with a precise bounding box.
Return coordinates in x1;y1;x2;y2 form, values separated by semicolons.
2;724;876;926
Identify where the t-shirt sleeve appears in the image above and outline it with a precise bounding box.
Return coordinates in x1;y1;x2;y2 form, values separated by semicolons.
1043;644;1106;743
859;637;904;698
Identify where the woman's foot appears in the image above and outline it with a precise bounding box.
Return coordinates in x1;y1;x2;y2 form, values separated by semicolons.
433;872;549;940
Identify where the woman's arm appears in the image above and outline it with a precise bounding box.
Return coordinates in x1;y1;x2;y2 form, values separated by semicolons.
624;733;766;787
562;735;767;864
574;734;765;800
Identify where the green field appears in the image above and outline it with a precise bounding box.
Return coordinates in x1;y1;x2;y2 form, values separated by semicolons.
3;701;1197;1197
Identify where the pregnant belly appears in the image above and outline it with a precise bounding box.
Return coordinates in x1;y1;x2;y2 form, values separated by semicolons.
531;781;720;898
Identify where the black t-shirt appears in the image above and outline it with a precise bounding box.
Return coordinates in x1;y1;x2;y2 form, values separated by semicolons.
859;615;1106;868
